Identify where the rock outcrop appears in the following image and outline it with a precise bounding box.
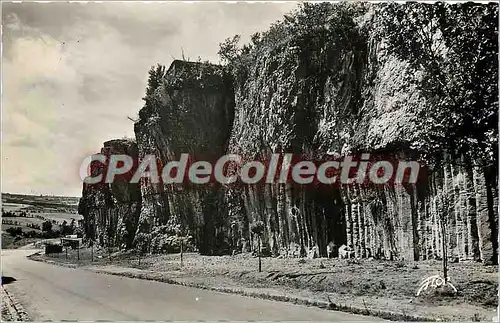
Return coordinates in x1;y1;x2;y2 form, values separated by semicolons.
78;139;141;249
133;60;235;255
79;3;498;264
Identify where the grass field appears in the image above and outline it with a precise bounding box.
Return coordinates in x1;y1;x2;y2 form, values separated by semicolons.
2;224;43;233
2;203;31;211
38;212;82;222
2;204;82;226
3;217;46;226
2;214;72;233
2;193;79;214
1;234;40;249
2;196;82;249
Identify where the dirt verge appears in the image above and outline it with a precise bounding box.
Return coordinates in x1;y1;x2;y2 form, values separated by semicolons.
1;286;30;321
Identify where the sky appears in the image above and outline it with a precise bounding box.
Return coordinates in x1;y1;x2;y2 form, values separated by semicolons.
2;1;298;197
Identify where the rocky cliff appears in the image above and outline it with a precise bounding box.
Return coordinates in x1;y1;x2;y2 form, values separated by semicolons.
78;139;141;249
133;60;235;255
79;3;498;264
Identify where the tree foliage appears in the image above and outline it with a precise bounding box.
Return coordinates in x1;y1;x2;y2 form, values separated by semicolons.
218;2;369;155
141;64;166;119
145;64;166;98
6;227;23;237
42;220;53;233
60;220;75;236
378;2;498;165
251;220;265;236
218;35;242;65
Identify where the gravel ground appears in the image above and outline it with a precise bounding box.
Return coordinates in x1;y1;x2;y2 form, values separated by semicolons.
1;286;30;321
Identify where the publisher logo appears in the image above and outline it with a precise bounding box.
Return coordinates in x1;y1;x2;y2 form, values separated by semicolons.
79;153;424;186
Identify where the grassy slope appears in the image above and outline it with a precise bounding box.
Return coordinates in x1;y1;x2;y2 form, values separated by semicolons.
1;198;81;249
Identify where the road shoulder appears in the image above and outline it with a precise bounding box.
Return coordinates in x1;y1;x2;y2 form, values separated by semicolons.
1;286;30;321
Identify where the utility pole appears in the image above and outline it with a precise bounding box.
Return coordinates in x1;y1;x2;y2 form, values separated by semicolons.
441;220;448;281
180;239;184;268
258;235;262;273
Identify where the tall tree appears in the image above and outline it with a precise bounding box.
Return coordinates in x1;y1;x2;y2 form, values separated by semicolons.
251;221;265;272
142;64;166;114
145;64;166;97
42;220;53;233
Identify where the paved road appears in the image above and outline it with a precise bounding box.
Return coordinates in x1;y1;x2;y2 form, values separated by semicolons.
2;249;379;321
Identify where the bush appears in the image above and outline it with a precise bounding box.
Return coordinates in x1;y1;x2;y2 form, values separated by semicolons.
60;220;75;236
6;227;23;237
42;220;53;232
250;221;265;235
23;230;40;238
150;234;195;254
2;210;15;217
74;227;84;238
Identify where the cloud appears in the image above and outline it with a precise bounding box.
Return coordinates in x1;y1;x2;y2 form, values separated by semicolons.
8;136;38;149
2;2;298;197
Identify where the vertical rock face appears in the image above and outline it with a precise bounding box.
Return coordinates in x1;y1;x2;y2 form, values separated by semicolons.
78;139;141;249
216;4;498;264
79;4;497;264
133;60;235;255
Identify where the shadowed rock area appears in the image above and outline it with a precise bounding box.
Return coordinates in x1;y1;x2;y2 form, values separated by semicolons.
79;139;142;249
